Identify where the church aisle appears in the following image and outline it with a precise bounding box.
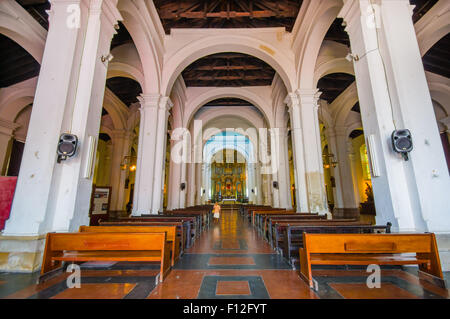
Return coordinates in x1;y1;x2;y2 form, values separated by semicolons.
0;208;449;299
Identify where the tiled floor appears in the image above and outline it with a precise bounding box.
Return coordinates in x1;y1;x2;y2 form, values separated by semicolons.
0;208;449;299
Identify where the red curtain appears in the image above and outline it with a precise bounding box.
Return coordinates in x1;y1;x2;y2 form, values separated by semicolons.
0;177;17;230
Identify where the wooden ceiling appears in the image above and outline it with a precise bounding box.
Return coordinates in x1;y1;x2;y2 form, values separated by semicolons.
0;34;40;88
1;0;447;107
153;0;302;34
204;98;253;107
423;33;450;78
182;52;276;87
317;73;355;105
17;0;49;30
105;77;143;107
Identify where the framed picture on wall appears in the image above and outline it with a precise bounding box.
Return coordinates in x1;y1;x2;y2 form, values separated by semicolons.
90;186;111;215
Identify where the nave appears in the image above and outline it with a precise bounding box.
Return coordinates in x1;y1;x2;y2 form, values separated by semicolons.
0;206;449;299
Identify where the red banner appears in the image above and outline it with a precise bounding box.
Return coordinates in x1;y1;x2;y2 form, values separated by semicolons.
0;177;17;230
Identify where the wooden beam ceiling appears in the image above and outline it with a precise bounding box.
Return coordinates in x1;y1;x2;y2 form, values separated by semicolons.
0;34;40;88
105;77;143;107
317;73;356;104
182;52;275;87
153;0;302;34
203;98;253;107
17;0;50;30
423;33;450;79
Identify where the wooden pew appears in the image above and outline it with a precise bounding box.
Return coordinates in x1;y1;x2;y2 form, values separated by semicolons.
40;232;171;283
260;213;322;238
254;211;297;232
251;209;286;226
283;223;391;267
270;219;360;251
99;221;188;252
299;233;445;290
79;225;179;266
115;216;196;247
242;205;271;222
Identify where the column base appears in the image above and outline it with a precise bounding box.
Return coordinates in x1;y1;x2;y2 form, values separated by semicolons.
0;234;46;273
436;233;450;272
332;208;360;219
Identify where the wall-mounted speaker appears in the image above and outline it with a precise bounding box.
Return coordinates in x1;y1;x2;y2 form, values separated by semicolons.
273;181;279;189
391;129;413;161
57;133;78;163
180;182;186;191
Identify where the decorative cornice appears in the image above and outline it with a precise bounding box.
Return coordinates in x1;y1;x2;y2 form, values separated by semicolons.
137;93;161;109
0;118;20;136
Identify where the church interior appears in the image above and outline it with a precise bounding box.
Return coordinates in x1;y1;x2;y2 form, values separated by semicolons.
0;0;449;301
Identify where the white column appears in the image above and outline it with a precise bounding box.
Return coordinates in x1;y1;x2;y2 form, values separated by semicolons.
0;119;20;175
285;94;309;212
179;161;187;208
151;97;172;214
132;94;160;215
4;0;121;235
335;126;359;210
325;128;344;210
270;129;280;208
298;89;328;214
278;128;293;209
195;163;202;205
348;140;361;206
167;137;181;210
109;129;134;211
340;0;450;232
186;162;196;207
255;164;263;205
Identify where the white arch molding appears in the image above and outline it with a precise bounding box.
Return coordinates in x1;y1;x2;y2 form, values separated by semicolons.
162;32;296;97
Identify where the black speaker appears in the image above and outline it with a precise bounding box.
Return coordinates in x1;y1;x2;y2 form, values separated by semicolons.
180;183;186;191
273;181;279;189
57;133;78;163
391;129;413;161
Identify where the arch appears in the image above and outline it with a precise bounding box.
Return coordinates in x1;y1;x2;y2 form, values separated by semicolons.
185;87;273;128
415;0;450;56
295;0;343;89
314;40;354;86
426;72;450;116
0;5;46;64
203;132;255;164
118;4;161;93
331;82;359;127
196;107;264;131
102;88;129;130
108;43;145;87
162;34;295;96
0;77;37;121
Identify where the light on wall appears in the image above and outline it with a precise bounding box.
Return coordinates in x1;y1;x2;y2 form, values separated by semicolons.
121;155;137;172
101;53;114;63
323;154;338;168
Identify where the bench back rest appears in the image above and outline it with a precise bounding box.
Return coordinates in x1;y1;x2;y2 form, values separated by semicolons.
100;221;183;227
304;233;434;254
48;232;167;251
79;226;176;241
274;220;362;228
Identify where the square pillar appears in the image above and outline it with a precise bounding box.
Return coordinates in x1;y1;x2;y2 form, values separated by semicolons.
340;0;450;232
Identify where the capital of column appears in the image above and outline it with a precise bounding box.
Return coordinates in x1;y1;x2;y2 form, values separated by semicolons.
138;94;161;109
334;126;349;138
440;116;450;133
110;129;134;142
0;118;20;137
346;140;355;155
159;96;174;112
296;88;322;107
284;92;300;111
